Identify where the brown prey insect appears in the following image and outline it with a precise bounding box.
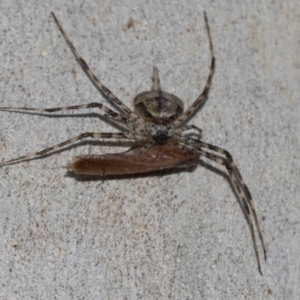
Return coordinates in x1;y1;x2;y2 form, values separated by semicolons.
0;12;266;274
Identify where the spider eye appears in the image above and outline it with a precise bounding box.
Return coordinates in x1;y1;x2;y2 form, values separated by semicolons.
134;90;184;119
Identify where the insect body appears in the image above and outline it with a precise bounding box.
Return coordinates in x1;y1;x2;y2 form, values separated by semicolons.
0;12;266;274
68;144;198;176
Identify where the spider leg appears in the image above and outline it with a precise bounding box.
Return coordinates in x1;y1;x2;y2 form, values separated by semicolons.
0;103;128;125
0;132;135;167
138;142;155;154
186;140;264;274
174;11;215;126
193;140;266;261
179;125;202;138
51;12;136;117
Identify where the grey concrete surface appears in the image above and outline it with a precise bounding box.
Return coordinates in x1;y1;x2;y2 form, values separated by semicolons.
0;0;299;299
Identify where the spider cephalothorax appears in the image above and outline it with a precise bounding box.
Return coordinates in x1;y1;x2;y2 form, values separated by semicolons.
146;119;175;144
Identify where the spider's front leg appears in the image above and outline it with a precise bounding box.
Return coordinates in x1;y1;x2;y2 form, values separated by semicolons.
174;11;215;127
179;125;203;139
0;102;128;126
51;12;137;118
0;132;135;168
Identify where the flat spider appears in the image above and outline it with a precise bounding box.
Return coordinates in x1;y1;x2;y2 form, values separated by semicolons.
0;12;266;274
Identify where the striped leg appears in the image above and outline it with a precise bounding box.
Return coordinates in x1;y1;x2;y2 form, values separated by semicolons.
174;11;215;126
0;102;128;125
190;142;264;274
0;132;135;167
137;142;155;154
51;12;136;117
179;125;203;137
194;140;266;260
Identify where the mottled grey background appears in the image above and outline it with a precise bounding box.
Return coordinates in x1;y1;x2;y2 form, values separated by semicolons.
0;0;299;299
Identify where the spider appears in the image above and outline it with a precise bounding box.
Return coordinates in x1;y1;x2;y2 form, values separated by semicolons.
0;12;266;274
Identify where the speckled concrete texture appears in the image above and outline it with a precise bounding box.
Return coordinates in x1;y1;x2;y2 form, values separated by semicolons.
0;1;299;299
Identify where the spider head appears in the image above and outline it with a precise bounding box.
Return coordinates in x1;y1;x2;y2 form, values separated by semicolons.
134;90;183;119
146;121;175;145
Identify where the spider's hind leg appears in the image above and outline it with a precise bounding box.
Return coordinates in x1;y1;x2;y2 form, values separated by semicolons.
187;138;266;274
196;140;267;262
